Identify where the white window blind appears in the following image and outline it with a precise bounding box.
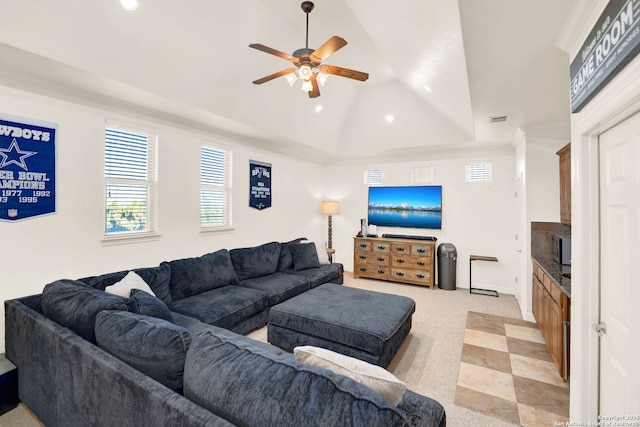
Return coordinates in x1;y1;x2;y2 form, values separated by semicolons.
201;145;232;229
466;161;492;183
104;124;157;236
411;164;434;184
364;169;383;185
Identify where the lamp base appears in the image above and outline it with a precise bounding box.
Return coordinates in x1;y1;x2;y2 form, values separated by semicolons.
326;248;336;264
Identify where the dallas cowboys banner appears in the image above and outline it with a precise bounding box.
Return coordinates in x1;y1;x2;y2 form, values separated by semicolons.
249;160;271;210
0;114;57;221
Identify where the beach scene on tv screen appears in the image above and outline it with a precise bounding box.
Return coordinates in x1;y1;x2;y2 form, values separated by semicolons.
368;186;442;229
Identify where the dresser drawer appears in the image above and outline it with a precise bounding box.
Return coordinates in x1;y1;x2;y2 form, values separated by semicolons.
411;244;432;257
355;240;372;252
355;253;389;265
355;265;390;280
372;242;391;253
391;243;411;255
390;268;431;285
391;256;430;269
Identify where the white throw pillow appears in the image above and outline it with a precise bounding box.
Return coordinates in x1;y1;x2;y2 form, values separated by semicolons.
105;271;156;298
293;346;407;406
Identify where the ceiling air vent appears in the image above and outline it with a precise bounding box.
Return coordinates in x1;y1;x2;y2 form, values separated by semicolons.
489;115;509;123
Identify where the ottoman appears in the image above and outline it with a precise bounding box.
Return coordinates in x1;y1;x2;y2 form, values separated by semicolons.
268;283;415;367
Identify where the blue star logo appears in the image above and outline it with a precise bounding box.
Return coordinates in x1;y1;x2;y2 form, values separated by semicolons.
0;138;37;171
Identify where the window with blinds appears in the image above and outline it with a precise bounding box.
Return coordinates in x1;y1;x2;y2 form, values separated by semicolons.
465;161;492;183
104;124;158;236
411;164;434;184
364;169;383;185
201;145;232;229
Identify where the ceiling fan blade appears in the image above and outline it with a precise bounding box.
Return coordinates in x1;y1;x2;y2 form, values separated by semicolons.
249;43;295;62
252;68;297;85
319;64;369;82
308;74;320;98
310;36;347;62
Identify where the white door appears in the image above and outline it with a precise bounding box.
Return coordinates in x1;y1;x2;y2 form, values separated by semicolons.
598;112;640;416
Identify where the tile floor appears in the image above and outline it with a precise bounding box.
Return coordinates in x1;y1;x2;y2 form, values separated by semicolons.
454;311;570;426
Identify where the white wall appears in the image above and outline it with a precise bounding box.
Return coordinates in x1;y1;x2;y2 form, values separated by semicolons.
325;153;517;295
0;85;326;351
514;135;567;321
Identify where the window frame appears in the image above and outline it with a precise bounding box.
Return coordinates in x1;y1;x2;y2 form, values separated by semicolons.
364;168;383;185
200;142;233;233
102;120;159;244
465;161;492;183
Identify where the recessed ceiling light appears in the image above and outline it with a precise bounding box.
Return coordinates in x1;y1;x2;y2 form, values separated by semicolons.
315;105;323;113
120;0;138;11
385;114;394;123
423;85;432;92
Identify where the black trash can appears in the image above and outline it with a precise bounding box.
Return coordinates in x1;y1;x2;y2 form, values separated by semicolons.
437;243;457;290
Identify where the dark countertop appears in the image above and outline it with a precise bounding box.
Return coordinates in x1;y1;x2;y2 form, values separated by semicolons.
532;256;571;299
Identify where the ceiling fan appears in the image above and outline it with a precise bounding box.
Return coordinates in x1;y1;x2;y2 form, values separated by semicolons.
249;1;369;98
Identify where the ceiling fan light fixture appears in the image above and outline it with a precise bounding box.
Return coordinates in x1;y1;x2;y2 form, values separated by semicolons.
301;80;313;92
317;72;329;86
284;72;298;87
298;64;313;81
120;0;138;11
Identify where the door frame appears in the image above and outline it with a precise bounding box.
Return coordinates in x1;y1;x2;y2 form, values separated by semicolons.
569;55;640;420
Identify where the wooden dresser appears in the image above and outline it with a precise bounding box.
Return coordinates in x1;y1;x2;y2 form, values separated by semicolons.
353;236;436;289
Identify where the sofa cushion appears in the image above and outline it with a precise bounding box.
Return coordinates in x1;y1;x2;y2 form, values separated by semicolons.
41;279;136;344
277;237;308;271
230;242;281;280
78;263;173;305
294;345;407;406
184;330;411;427
105;271;156;298
237;272;310;306
284;263;344;288
165;249;239;301
290;242;321;271
95;311;191;394
130;289;172;321
168;285;269;330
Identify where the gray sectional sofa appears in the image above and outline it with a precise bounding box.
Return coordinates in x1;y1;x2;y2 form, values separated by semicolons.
5;240;446;427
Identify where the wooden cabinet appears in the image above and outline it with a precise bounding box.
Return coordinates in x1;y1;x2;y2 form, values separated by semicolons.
532;259;570;381
557;143;571;225
353;237;435;288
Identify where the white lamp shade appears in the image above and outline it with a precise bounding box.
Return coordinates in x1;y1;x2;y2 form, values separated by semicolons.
320;201;340;215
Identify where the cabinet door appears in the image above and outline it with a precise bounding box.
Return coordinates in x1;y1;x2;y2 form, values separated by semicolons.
558;144;571;225
533;274;543;325
550;299;565;377
542;289;552;346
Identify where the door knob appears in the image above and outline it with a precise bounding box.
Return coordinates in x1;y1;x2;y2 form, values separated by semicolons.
592;321;607;338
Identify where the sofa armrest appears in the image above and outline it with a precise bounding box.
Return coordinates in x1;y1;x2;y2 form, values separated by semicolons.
397;390;447;427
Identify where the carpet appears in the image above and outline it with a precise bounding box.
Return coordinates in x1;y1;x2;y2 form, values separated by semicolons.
454;311;570;426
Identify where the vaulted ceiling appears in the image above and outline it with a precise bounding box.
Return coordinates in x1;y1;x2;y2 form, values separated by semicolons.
0;0;575;164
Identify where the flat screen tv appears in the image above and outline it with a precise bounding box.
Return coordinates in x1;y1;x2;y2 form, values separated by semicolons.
368;185;442;229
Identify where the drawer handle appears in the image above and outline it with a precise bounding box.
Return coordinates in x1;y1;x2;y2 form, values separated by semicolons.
377;257;385;262
359;255;367;260
359;268;367;272
396;259;405;264
417;262;425;266
417;274;425;279
417;249;426;253
377;245;387;250
359;244;368;248
397;247;405;252
377;269;385;274
395;272;405;277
